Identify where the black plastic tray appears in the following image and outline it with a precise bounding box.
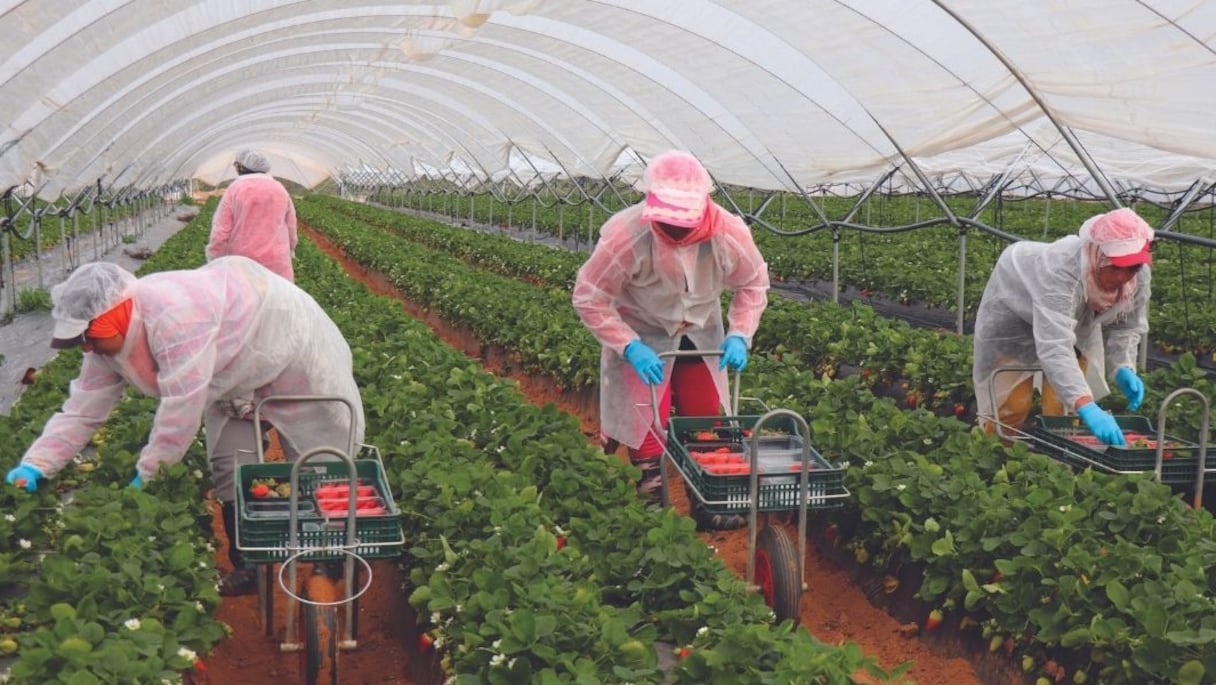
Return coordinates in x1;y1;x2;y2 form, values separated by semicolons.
235;460;404;562
668;415;847;514
1028;415;1200;485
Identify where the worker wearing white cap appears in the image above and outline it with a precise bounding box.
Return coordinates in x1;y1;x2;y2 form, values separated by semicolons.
973;208;1154;445
573;150;770;529
207;149;298;281
4;256;364;595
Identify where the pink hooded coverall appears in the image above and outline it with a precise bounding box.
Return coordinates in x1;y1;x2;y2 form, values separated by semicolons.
18;256;364;500
572;201;769;456
207;173;298;281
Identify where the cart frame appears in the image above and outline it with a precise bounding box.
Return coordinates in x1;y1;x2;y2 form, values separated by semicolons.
644;350;849;622
982;366;1212;506
232;394;405;683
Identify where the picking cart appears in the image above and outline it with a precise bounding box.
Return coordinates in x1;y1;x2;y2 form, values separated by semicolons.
650;351;849;624
233;396;405;685
985;367;1212;507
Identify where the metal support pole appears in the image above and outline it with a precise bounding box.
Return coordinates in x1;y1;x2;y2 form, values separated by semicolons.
956;226;968;333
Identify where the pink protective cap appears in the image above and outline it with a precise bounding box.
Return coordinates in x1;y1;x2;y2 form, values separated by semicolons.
1087;208;1154;267
639;151;712;228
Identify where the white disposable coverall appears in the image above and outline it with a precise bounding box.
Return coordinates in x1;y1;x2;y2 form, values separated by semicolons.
20;256;364;492
207;173;298;281
972;234;1150;423
572;202;769;450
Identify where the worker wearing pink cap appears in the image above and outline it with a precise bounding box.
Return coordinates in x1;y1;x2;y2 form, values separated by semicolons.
973;207;1154;445
572;150;770;529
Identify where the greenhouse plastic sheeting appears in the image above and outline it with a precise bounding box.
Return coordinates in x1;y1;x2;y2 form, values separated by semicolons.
2;1;1215;196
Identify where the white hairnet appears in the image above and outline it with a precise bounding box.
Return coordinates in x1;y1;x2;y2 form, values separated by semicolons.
236;149;271;173
51;262;137;325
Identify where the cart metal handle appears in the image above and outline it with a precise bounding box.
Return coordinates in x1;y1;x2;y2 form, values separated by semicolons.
250;394;359;465
281;444;363;649
1156;388;1212;508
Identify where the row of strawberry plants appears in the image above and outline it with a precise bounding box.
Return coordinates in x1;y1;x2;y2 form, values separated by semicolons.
294;206;601;393
0;209;228;683
304;196;1212;443
372;188;1216;358
288;219;888;682
303;195;581;289
300;197;977;413
303;197;1216;683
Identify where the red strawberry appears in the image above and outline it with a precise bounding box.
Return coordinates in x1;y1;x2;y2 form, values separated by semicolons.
925;609;943;631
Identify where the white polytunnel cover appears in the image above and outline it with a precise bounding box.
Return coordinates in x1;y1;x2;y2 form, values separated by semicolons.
2;0;1216;198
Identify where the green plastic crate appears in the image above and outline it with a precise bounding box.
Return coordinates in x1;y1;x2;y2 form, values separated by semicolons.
235;459;405;563
1029;415;1201;485
668;415;847;514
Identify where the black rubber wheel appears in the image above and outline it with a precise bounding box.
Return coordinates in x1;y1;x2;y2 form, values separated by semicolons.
755;525;802;625
300;572;340;685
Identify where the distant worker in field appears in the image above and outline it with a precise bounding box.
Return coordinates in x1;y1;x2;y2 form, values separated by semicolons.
973;207;1153;446
207;149;298;281
572;150;770;530
4;256;364;596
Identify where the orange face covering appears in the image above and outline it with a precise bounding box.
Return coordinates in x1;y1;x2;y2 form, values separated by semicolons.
87;299;133;339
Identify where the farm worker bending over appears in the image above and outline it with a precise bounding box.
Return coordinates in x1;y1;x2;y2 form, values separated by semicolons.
572;150;770;530
4;256;364;596
207;149;298;281
973;208;1153;446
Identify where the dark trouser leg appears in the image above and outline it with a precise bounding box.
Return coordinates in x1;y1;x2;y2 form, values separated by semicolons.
221;500;243;570
210;419;261;596
218;500;257;595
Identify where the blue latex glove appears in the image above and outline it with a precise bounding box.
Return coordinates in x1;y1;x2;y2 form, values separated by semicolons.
1114;367;1145;412
623;340;665;385
719;335;749;371
1077;402;1126;446
6;464;43;492
129;473;143;489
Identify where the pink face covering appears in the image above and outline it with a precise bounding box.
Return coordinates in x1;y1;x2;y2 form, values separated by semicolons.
650;199;718;247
